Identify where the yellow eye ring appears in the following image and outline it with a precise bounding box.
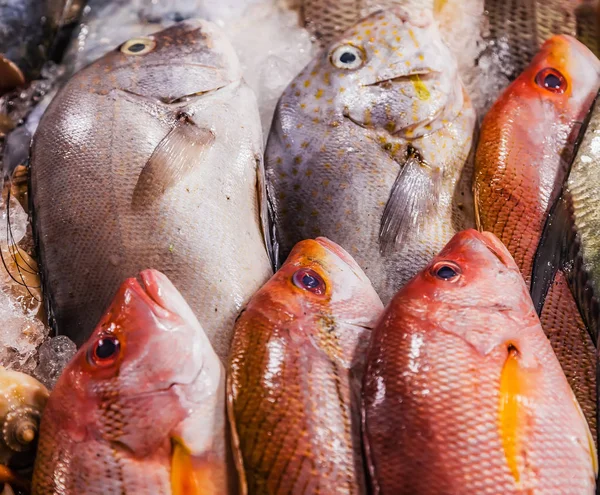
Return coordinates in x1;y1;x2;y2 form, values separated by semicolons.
120;37;156;56
330;44;365;70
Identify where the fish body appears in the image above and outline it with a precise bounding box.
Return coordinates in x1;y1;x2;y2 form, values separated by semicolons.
31;20;273;360
32;269;229;494
265;8;475;304
228;237;383;494
362;229;597;494
474;34;600;436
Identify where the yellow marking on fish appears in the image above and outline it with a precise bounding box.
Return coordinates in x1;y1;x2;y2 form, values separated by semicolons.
311;70;317;76
365;29;371;35
380;29;387;36
292;168;298;175
326;98;334;104
294;156;302;164
291;82;296;88
405;60;411;67
374;49;380;55
314;107;319;113
313;117;320;124
311;209;319;216
296;123;303;129
323;72;331;85
323;179;330;186
305;169;313;177
408;29;419;47
369;37;375;43
499;346;529;486
357;36;363;41
410;74;430;101
300;103;306;109
324;163;331;169
364;109;372;126
385;121;396;133
382;22;388;26
285;143;291;149
338;73;345;78
339;87;346;93
395;36;401;42
304;80;311;88
301;141;309;149
295;91;301;97
434;0;447;13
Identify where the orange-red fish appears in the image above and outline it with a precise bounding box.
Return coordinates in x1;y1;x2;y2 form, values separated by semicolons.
362;229;597;494
32;269;229;494
228;237;383;494
473;34;600;437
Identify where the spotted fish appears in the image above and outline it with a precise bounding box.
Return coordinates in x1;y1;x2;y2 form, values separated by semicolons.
265;8;476;303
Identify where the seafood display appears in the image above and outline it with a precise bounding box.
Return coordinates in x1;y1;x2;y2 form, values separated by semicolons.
0;0;599;493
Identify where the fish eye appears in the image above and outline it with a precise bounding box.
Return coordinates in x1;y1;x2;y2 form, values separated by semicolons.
88;335;121;366
535;67;567;94
431;262;461;281
330;45;364;70
120;38;156;56
292;268;326;295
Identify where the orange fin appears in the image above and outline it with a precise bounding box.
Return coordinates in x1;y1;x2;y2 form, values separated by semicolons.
132;115;214;208
498;345;532;486
171;437;218;495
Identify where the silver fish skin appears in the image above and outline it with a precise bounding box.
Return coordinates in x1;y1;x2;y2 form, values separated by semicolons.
31;20;273;361
265;7;476;303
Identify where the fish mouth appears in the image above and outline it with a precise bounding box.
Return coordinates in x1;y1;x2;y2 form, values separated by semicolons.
476;231;514;268
365;69;439;88
315;237;367;279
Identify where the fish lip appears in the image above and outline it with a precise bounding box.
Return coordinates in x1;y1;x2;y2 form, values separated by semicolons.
475;231;514;267
138;269;171;313
364;69;440;88
315;237;366;278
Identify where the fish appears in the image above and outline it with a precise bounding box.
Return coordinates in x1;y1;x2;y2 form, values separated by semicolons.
0;0;80;94
529;90;600;458
473;34;600;438
0;367;48;491
31;269;230;494
265;7;476;304
30;20;273;361
228;237;383;494
362;229;597;494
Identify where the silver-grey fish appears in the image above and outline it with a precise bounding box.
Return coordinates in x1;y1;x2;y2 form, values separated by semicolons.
265;8;476;304
31;20;273;361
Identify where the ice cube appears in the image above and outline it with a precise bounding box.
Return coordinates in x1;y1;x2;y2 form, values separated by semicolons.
34;336;77;390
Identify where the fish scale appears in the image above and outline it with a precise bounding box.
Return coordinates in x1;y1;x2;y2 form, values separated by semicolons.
266;8;475;304
228;238;383;494
362;230;596;494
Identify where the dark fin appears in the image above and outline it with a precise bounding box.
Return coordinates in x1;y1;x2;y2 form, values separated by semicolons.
530;194;570;315
132;115;214;208
255;154;278;273
3;126;32;182
379;148;442;255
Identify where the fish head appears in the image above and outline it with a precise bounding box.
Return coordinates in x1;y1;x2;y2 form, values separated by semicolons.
401;229;528;314
48;269;221;450
252;238;383;359
497;35;600;125
87;19;241;103
291;8;463;138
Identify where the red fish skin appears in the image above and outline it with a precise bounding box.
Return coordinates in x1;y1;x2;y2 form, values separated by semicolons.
362;229;596;495
32;269;229;495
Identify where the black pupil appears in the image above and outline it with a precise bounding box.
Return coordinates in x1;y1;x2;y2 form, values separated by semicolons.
96;338;119;359
436;265;457;280
302;273;320;289
340;51;356;64
128;43;146;53
544;73;561;89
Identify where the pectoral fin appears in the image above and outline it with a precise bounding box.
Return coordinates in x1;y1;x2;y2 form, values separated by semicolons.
379;151;442;255
132;115;214;208
530;194;570;315
171;437;219;495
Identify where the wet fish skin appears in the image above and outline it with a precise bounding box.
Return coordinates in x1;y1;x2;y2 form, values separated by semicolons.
473;34;600;437
362;229;597;495
31;20;273;361
32;269;229;494
228;237;383;494
265;8;475;304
